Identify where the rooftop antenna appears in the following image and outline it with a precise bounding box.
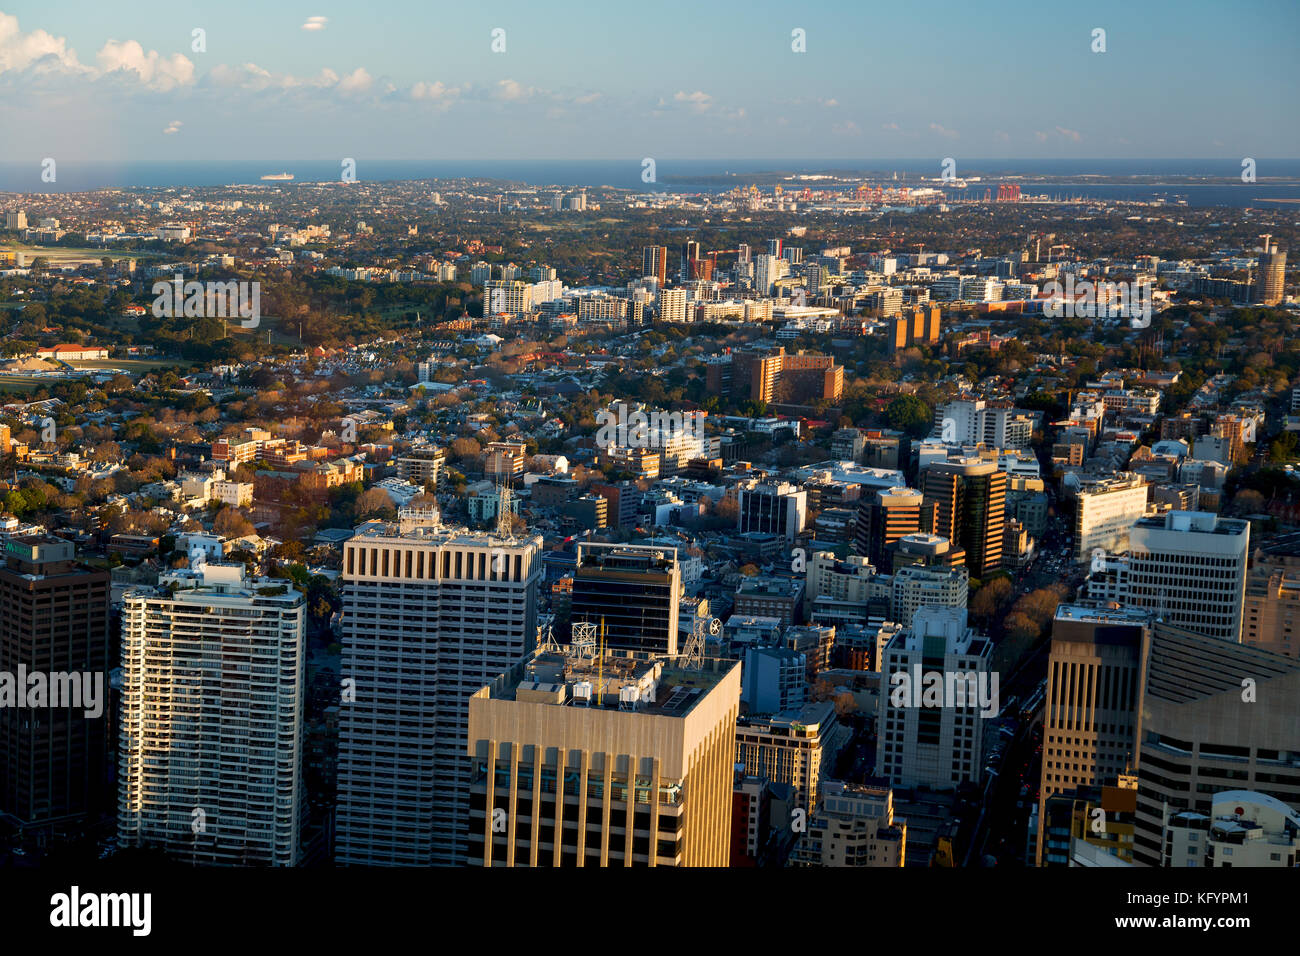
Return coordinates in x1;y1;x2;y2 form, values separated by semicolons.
681;617;721;671
496;478;513;538
597;617;606;707
570;621;598;661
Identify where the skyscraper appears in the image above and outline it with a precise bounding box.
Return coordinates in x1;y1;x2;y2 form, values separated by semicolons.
466;650;741;866
570;542;681;657
737;480;807;545
876;606;993;790
641;245;667;286
855;486;923;571
0;537;111;836
1036;602;1150;865
117;563;305;865
920;459;1006;578
1255;236;1286;306
1109;511;1249;642
335;522;541;865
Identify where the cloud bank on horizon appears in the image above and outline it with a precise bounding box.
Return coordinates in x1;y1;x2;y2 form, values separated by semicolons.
0;2;1296;162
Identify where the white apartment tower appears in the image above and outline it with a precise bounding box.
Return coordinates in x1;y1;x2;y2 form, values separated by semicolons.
335;521;541;866
117;564;305;866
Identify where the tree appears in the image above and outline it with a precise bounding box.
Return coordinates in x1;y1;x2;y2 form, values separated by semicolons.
356;487;394;517
213;507;256;539
884;394;933;438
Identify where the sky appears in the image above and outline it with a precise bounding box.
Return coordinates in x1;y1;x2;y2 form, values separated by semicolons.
1;0;1297;164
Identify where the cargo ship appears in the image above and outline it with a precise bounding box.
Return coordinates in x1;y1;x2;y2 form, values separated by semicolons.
260;172;294;181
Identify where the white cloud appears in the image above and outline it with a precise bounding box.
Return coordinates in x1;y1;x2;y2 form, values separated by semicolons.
302;17;328;31
163;119;182;135
494;79;534;101
0;11;86;74
673;90;711;113
929;122;959;139
96;39;194;90
336;67;372;94
1054;125;1082;142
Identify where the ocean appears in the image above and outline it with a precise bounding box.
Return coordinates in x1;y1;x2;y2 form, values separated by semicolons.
2;158;1299;208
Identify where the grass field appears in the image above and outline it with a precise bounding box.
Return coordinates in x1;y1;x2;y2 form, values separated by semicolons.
0;376;44;394
3;245;162;264
65;358;191;371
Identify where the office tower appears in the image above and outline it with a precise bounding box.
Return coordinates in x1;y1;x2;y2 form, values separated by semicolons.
731;345;783;403
767;238;783;259
735;701;846;812
1109;511;1249;642
789;781;906;867
570;543;680;657
656;287;687;323
782;246;803;266
1164;791;1299;867
641;245;667;286
1255;236;1286;306
1073;474;1149;563
1132;623;1300;866
920;459;1006;578
335;523;541;866
0;537;111;834
1035;603;1150;865
890;565;969;629
876;606;993;790
466;651;741;866
117;564;304;865
1242;535;1300;658
679;240;700;282
737;243;751;265
855;486;923;571
737;480;807;544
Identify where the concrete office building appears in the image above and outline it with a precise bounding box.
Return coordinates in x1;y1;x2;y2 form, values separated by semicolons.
890;565;969;629
1073;474;1149;563
1036;603;1151;865
466;651;741;866
0;537;111;835
1114;511;1249;643
335;522;541;866
1132;623;1300;867
118;564;305;865
877;606;993;790
570;543;681;657
737;480;807;545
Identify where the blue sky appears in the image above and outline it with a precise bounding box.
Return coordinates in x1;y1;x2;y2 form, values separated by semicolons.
1;0;1296;162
